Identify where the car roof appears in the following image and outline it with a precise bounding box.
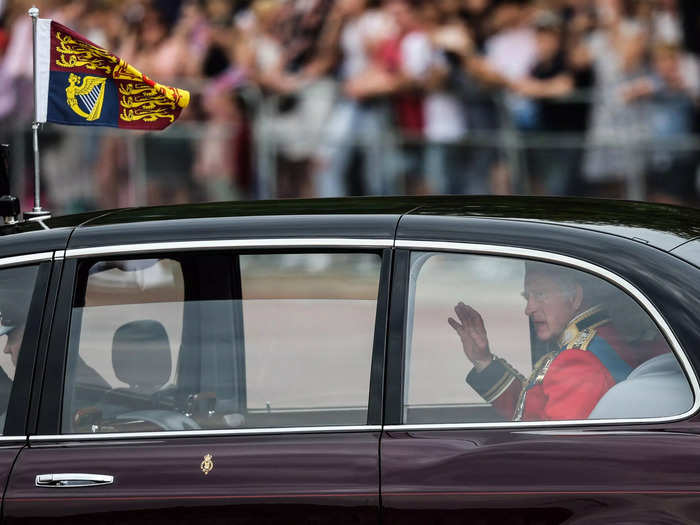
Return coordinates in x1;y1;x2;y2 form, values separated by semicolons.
402;195;700;251
5;196;698;253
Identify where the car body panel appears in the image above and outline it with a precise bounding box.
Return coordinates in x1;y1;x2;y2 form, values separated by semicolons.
66;198;415;249
381;428;700;524
0;233;62;521
8;224;392;524
381;214;700;524
66;214;403;249
404;196;700;251
0;225;70;259
5;433;380;524
671;238;700;269
56;196;700;252
0;444;24;514
0;196;698;524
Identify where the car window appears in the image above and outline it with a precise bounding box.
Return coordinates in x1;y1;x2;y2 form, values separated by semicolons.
62;252;381;433
0;264;39;434
240;253;380;416
403;252;693;424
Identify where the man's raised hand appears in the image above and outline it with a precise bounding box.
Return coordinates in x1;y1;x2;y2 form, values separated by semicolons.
448;302;493;370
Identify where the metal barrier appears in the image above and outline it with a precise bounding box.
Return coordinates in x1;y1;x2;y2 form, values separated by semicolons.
1;88;699;213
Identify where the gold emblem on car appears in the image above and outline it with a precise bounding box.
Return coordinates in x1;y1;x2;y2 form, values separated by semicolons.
200;453;214;475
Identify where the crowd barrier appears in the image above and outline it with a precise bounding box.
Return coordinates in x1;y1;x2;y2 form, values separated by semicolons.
1;88;698;213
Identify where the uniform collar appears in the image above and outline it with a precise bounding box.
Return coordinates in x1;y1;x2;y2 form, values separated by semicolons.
557;305;609;349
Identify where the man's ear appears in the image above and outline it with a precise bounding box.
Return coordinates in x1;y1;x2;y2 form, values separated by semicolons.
572;283;583;311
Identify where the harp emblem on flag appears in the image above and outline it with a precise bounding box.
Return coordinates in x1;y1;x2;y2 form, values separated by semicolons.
65;73;106;121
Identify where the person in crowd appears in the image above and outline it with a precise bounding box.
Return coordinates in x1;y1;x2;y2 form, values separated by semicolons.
422;1;512;195
309;0;397;197
622;42;699;205
511;10;576;195
369;0;433;194
244;0;335;197
0;0;699;207
415;0;468;195
581;0;652;197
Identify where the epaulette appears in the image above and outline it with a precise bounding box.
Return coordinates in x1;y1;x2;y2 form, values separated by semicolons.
558;305;610;351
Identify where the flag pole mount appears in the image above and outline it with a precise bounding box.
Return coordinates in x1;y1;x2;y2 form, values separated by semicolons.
25;6;50;221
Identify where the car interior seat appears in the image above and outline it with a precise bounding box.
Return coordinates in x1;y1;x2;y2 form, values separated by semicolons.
588;352;693;419
112;319;172;394
104;319;200;430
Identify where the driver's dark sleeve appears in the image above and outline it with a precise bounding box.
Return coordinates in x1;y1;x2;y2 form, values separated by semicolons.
466;358;524;419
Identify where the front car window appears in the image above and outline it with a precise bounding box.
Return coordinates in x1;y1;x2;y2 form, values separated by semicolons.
62;252;381;433
404;252;693;424
0;264;39;434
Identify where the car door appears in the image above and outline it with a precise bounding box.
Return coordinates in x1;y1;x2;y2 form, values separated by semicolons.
4;239;391;525
381;217;700;524
0;252;54;520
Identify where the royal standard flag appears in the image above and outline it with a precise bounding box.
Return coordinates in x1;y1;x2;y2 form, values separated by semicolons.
35;20;189;130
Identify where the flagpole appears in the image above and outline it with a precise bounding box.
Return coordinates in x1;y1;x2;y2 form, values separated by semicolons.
27;6;47;218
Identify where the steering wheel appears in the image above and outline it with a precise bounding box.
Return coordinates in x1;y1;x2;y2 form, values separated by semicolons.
115;410;201;431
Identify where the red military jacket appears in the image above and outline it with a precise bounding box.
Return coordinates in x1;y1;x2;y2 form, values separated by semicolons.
466;306;667;421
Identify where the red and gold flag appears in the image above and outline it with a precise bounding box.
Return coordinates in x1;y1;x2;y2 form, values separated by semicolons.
35;20;189;130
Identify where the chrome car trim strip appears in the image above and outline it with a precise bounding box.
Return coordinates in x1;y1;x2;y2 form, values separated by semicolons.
53;250;65;260
392;239;700;429
0;252;53;267
29;425;382;442
0;436;26;442
65;238;393;258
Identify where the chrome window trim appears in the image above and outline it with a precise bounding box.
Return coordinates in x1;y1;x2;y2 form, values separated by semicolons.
29;425;382;442
394;239;700;430
65;238;393;258
40;238;388;441
0;436;27;442
0;252;53;268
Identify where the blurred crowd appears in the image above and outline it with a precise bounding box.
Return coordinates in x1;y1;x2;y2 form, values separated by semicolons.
1;0;699;211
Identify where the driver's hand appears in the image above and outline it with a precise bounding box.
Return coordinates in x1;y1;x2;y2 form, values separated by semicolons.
448;302;493;370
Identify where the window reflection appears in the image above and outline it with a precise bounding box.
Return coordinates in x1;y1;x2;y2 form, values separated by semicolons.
405;253;692;424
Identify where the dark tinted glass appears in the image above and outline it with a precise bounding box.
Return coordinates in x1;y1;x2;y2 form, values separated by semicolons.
63;252;381;433
404;252;693;424
0;264;39;434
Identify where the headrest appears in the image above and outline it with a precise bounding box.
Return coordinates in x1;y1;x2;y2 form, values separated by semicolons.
112;320;172;392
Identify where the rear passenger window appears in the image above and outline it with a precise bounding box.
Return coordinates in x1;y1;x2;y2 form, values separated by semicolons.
62;252;381;433
403;252;693;424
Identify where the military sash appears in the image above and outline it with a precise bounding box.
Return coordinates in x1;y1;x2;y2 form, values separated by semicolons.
34;19;189;130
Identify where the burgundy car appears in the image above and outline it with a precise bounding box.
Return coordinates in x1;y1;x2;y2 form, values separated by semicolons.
0;196;698;524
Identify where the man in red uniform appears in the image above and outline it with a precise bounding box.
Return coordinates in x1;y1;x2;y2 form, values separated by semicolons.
448;262;662;421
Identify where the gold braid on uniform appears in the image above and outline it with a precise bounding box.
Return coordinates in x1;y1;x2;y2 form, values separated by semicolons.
513;305;610;421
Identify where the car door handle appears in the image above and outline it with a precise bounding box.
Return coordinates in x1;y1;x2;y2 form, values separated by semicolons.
35;473;114;488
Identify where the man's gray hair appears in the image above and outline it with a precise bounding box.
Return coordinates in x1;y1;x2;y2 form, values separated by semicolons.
524;260;612;306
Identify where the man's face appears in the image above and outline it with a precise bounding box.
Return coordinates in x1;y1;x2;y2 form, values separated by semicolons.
523;272;581;342
3;325;23;367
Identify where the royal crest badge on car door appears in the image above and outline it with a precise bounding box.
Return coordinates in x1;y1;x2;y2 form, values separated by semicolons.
200;453;214;475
